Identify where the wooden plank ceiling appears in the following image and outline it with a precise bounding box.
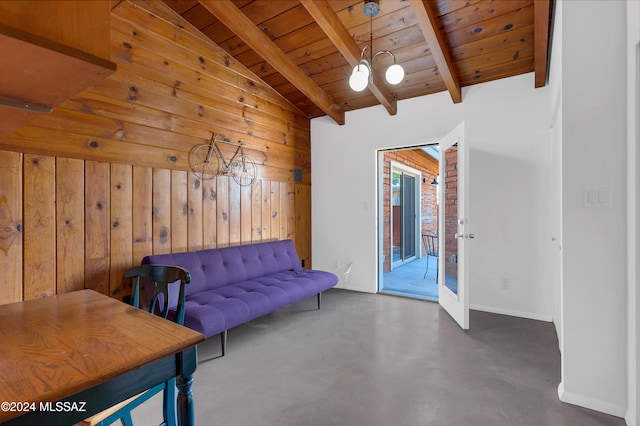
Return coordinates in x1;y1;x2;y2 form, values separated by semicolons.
162;0;553;125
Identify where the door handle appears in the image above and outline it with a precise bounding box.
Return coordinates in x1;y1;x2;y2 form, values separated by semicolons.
455;233;474;239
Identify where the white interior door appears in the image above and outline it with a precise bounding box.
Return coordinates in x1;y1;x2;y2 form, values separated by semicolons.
438;121;469;329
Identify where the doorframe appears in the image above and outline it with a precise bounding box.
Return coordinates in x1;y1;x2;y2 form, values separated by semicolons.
389;160;422;270
376;144;440;294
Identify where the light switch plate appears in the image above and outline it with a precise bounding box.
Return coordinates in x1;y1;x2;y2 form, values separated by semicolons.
584;188;609;208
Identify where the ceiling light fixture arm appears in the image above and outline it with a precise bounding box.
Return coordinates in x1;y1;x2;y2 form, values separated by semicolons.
349;45;404;92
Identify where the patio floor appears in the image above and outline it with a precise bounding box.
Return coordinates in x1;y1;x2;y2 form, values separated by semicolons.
380;256;439;301
380;256;459;302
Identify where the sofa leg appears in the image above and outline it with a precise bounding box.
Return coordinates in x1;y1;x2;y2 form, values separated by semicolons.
317;292;321;310
221;330;227;357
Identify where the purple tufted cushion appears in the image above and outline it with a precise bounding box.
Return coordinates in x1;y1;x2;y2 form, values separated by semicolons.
180;269;338;338
142;240;303;297
141;240;338;339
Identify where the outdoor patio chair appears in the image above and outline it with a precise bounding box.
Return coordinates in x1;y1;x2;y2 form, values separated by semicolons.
422;232;439;281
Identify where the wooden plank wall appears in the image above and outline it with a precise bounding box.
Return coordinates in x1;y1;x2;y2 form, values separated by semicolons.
0;0;312;304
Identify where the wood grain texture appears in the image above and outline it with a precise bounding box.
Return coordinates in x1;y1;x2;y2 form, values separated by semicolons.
0;0;311;183
171;170;189;254
85;161;111;296
23;155;56;300
300;0;397;115
0;0;112;60
229;179;241;245
534;0;551;87
411;0;461;103
202;177;217;249
0;1;116;137
109;163;133;298
161;0;551;118
132;166;153;264
56;158;85;294
240;182;252;244
270;181;280;242
1;149;310;304
216;175;230;247
280;182;294;241
0;290;204;420
261;180;272;241
251;180;263;243
0;0;312;304
0;152;22;304
198;0;344;125
0;25;116;106
152;168;171;254
187;173;204;251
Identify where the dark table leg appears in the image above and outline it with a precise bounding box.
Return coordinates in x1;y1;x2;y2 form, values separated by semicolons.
176;346;198;426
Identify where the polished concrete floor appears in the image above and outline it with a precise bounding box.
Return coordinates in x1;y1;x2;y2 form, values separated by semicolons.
132;289;624;426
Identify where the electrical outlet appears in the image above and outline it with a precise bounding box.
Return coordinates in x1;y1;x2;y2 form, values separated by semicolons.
500;279;510;290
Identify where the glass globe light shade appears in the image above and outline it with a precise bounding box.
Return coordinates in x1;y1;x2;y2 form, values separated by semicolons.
349;64;370;92
385;63;405;85
352;62;369;79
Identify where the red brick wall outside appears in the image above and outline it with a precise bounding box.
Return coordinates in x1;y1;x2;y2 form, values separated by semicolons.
443;146;458;279
382;149;439;273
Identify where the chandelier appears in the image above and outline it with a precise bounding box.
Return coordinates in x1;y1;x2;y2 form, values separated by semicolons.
348;0;405;92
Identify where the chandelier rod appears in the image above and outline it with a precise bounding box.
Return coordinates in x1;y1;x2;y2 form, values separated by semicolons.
369;11;373;64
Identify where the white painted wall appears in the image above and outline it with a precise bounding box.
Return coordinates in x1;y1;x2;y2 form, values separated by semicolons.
468;139;552;321
557;0;628;418
312;72;553;320
548;0;564;350
627;2;639;425
312;0;634;420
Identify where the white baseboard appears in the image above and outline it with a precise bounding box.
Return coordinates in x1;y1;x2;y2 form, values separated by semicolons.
470;304;553;322
558;382;627;418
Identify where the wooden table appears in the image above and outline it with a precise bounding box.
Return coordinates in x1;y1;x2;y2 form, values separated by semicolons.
0;289;205;426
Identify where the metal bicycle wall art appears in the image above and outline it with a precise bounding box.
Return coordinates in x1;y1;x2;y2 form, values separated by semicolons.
190;133;257;186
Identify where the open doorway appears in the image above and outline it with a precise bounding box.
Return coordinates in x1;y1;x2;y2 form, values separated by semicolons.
378;144;439;301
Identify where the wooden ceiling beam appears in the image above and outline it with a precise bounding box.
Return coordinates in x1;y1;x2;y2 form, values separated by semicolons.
410;0;462;104
534;0;552;88
198;0;345;125
300;0;397;116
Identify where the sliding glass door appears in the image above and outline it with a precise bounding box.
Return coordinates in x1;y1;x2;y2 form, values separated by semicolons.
391;164;419;268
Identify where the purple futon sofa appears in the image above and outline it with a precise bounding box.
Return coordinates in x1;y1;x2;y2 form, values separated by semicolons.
142;239;338;356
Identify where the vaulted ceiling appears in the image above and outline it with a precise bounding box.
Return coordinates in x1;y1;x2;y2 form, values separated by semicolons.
162;0;554;125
